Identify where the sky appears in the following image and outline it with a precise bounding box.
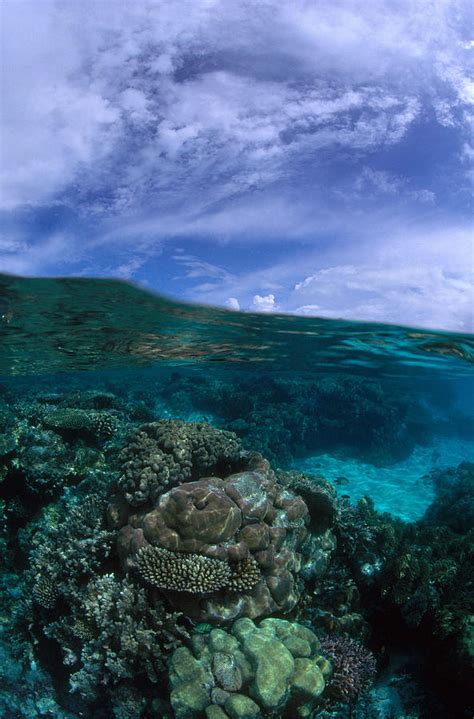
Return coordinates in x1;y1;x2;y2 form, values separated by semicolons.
0;0;473;331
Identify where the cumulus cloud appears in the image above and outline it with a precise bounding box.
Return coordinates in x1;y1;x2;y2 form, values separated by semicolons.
225;297;240;311
252;294;278;313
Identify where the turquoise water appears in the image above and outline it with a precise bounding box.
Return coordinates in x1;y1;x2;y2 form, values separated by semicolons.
0;275;473;718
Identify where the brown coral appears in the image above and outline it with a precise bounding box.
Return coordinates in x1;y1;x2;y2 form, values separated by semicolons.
117;420;246;506
227;557;261;593
32;574;59;609
111;435;309;622
135;545;232;593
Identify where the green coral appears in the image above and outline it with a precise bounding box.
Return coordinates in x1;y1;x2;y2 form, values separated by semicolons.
169;618;329;718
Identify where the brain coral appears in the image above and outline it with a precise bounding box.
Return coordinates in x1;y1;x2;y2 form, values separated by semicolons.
108;422;309;622
169;617;330;718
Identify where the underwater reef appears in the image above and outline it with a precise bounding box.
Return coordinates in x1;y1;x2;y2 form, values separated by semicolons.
160;373;459;467
0;378;473;718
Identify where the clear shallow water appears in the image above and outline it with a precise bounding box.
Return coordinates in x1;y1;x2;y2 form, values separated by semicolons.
1;275;473;719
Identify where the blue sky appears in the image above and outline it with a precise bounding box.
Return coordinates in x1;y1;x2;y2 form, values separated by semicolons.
0;0;472;330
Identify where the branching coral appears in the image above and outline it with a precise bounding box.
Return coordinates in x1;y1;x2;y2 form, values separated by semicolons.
319;635;376;701
161;373;427;466
29;493;114;598
226;557;261;593
24;491;190;709
55;574;189;700
117;419;246;506
423;461;474;534
136;546;262;595
32;574;59;609
136;545;232;593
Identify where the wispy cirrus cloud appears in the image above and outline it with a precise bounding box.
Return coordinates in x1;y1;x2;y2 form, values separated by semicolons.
0;0;472;329
2;0;471;214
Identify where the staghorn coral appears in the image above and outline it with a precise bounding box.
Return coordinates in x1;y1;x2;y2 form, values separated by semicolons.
319;635;376;701
117;419;246;506
60;574;188;701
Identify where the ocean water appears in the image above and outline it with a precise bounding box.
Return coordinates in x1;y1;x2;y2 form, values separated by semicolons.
0;275;473;719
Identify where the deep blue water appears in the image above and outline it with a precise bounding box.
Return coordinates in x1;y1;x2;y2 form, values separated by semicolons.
0;275;473;719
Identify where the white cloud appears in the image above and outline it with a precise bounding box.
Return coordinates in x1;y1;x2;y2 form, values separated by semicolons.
167;220;473;331
1;0;470;214
352;167;436;203
225;297;240;310
252;294;277;313
292;227;474;331
0;233;78;276
172;252;234;282
1;0;472;332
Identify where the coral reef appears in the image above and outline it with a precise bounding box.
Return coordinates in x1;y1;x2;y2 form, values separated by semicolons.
13;482;187;714
110;432;309;622
169;617;330;718
117;420;247;506
278;469;338;532
56;574;188;701
423;461;474;534
319;635;376;701
1;376;471;719
161;373;431;466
